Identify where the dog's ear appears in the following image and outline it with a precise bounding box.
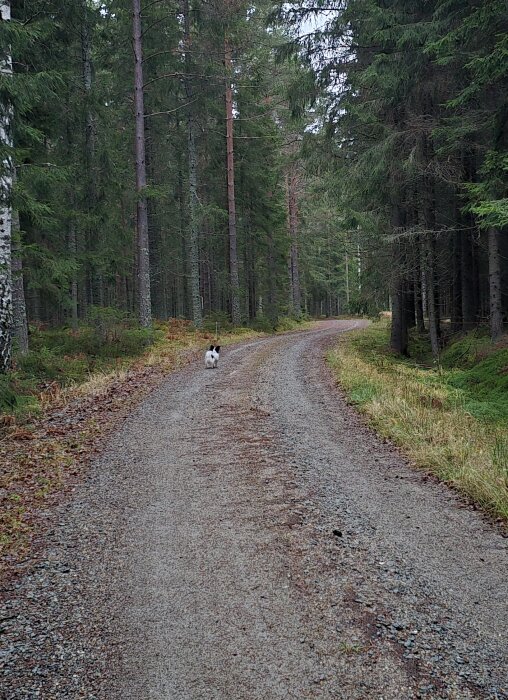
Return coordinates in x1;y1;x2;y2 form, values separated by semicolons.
215;346;220;353
209;344;214;351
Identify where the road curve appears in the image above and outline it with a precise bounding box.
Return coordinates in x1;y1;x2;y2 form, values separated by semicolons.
2;320;507;699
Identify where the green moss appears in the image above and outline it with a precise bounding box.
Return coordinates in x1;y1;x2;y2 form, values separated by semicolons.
346;322;508;426
440;330;492;369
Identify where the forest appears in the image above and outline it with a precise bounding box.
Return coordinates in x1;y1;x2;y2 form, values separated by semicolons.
2;6;508;692
0;0;507;376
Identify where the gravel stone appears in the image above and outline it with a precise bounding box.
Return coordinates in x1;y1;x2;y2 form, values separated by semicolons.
1;321;507;699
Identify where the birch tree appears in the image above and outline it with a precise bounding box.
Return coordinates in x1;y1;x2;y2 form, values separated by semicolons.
0;1;13;372
11;191;28;354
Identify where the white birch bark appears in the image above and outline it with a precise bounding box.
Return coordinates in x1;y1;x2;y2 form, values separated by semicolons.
12;205;28;354
0;1;13;372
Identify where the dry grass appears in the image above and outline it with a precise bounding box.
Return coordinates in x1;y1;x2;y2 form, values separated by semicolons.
328;325;508;521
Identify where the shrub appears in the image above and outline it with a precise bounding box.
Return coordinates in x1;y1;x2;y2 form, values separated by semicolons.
203;311;234;333
87;305;132;342
251;316;276;333
276;316;304;332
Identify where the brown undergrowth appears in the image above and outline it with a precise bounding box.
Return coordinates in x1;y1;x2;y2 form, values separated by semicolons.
0;321;263;580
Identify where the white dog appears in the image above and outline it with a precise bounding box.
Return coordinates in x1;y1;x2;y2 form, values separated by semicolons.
205;345;220;369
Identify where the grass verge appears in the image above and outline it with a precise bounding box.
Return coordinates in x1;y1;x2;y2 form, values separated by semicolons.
327;322;508;521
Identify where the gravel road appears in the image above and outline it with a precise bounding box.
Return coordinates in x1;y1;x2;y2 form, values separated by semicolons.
2;320;507;699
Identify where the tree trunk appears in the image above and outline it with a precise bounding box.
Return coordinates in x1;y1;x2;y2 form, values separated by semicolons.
0;1;13;372
405;281;415;330
419;123;440;358
132;0;151;327
176;141;188;318
390;279;407;355
224;36;240;326
488;227;503;340
267;230;277;326
414;244;425;333
423;235;440;360
450;230;462;334
286;167;302;317
12;208;28;353
248;230;256;319
461;231;475;329
81;1;98;315
81;2;94;167
68;221;78;330
389;206;408;356
182;0;202;327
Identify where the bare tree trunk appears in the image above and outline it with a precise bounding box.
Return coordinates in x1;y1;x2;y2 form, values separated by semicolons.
414;277;425;332
423;235;440;360
248;229;256;320
224;36;240;326
81;1;98;315
461;231;475;329
67;219;79;330
12;208;28;353
266;228;277;326
450;230;461;333
488;227;503;340
182;0;202;328
176;140;188;318
132;0;151;327
286;167;302;317
81;2;94;166
0;1;13;372
414;243;425;333
286;178;293;315
389;206;408;356
419;121;440;359
405;281;415;329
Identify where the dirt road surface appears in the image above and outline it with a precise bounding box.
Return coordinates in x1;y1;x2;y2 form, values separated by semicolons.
2;320;507;699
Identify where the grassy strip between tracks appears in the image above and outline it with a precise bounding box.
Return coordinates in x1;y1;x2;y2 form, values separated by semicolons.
328;321;508;522
0;316;308;577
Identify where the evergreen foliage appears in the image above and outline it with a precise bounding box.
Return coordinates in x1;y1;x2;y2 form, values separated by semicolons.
0;0;506;375
274;0;507;350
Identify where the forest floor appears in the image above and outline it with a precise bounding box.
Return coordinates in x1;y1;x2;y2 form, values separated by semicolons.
1;319;507;699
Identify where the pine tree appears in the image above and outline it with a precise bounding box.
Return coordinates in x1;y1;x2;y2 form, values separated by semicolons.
132;0;151;328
